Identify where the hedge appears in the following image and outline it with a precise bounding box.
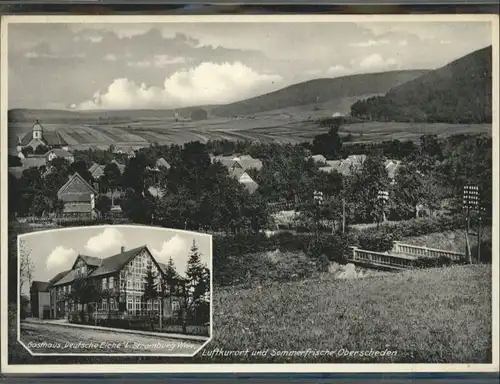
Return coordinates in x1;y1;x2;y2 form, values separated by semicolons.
213;215;469;286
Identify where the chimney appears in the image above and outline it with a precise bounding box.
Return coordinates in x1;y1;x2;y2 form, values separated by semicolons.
121;246;125;253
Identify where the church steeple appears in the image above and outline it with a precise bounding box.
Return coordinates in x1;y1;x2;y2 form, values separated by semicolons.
32;119;43;140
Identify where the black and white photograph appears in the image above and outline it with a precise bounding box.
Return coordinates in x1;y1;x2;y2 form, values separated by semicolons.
1;14;498;373
18;226;212;356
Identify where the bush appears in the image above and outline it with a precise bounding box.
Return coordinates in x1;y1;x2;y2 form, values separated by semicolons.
412;256;468;269
471;240;492;264
355;231;394;252
348;215;465;252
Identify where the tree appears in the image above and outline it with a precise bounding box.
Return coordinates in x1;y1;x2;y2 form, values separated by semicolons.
8;173;21;218
70;277;103;322
311;125;343;160
142;265;158;330
30;194;52;217
70;160;94;184
19;239;34;296
95;195;112;217
100;162;122;206
183;240;210;328
8;155;22;167
34;144;50;155
346;150;390;223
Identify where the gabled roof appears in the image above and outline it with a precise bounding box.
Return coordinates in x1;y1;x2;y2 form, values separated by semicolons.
148;186;165;199
43;131;68;146
87;245;148;278
156;157;171;169
237;156;263;171
309;154;327;163
111;160;126;174
80;254;103;267
52;245;188;286
229;167;246;179
30;281;50;292
21;156;47;169
48;270;70;287
46;148;73;158
91;166;105;179
19;130;68;147
88;163;100;174
347;154;367;165
213;157;239;168
57;172;97;199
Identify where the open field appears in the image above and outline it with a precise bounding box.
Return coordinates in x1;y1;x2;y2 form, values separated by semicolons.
210;265;491;363
8;115;491;150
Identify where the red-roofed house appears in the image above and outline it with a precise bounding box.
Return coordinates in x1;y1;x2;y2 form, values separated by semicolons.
49;245;186;320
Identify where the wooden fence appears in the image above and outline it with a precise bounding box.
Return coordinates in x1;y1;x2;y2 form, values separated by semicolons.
392;241;465;262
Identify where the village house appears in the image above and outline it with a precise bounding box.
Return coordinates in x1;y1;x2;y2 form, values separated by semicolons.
57;172;98;217
29;281;51;319
17;120;69;153
211;154;263;172
229;167;259;194
89;162;105;180
113;146;136;159
45;148;75;164
318;154;401;181
146;157;171;172
308;154;327;164
46;245;185;320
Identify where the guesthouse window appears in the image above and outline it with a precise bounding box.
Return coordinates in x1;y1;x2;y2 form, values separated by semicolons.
109;276;114;289
172;301;180;311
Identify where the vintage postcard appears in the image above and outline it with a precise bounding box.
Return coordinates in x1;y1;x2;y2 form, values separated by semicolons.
1;14;498;374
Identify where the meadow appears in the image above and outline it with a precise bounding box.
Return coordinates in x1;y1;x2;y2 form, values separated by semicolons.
210;264;492;363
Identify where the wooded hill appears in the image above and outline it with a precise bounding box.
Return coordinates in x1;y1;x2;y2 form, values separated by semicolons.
350;46;493;124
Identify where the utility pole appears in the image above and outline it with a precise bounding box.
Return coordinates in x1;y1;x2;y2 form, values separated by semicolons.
463;185;479;264
342;197;346;234
313;191;323;240
377;190;389;228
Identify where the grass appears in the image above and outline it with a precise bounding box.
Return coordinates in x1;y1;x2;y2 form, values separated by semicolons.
403;228;492;254
7;265;492;364
210;265;492;363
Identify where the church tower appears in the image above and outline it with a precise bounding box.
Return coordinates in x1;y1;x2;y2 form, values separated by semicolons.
32;119;43;140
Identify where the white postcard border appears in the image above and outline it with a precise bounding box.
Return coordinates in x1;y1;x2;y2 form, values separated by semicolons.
1;13;498;374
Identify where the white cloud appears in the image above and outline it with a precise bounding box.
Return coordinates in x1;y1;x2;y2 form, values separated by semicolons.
24;51;85;59
350;39;390;47
77;61;284;110
358;53;398;71
326;64;349;77
24;52;56;59
127;55;188;68
104;54;117;61
399;40;408;46
151;235;191;275
46;246;77;271
440;40;452;45
84;228;126;254
74;35;103;43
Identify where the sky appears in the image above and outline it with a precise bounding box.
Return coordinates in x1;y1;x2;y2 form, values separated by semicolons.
19;226;212;294
7;20;492;110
